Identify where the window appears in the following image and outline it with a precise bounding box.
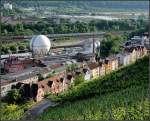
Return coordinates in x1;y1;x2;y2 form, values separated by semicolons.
42;85;45;88
47;81;53;88
60;77;64;83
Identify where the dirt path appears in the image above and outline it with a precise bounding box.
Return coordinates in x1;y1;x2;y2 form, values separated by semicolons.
22;99;58;120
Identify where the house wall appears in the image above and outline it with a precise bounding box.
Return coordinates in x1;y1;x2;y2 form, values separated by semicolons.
136;48;141;59
36;88;45;102
4;63;25;73
115;59;118;70
92;67;99;79
1;76;38;97
117;54;123;66
105;62;111;74
130;49;136;63
123;55;128;66
143;47;147;56
38;71;66;95
84;71;91;81
112;60;116;71
99;65;105;76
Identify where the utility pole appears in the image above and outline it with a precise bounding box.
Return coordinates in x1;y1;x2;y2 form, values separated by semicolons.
93;34;95;54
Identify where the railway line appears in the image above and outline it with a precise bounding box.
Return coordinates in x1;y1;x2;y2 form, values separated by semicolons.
1;32;105;43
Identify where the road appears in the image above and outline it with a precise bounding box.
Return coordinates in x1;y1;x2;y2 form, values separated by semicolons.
23;99;58;120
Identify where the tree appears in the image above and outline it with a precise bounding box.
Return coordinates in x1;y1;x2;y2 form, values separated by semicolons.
23;29;34;35
74;74;85;86
1;45;9;54
16;23;24;31
9;45;17;53
67;63;78;71
38;74;44;81
75;22;89;33
7;89;21;103
100;33;127;57
100;38;114;58
46;27;54;34
18;44;25;51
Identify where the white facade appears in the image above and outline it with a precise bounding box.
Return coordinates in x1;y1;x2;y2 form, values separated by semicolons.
117;53;131;66
84;71;91;81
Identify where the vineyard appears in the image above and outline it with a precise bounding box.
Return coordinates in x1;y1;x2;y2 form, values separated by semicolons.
37;56;149;120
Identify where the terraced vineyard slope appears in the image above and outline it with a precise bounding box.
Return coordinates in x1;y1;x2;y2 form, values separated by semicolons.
37;56;149;120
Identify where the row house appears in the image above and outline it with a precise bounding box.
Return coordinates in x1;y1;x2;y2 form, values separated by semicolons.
86;56;118;79
124;47;137;63
134;46;146;59
104;56;118;74
118;45;148;67
99;62;105;76
36;71;67;101
117;52;131;66
111;57;119;71
38;71;66;93
73;67;91;81
87;62;100;79
104;59;111;74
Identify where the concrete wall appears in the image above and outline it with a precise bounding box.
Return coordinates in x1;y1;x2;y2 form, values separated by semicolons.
1;75;38;97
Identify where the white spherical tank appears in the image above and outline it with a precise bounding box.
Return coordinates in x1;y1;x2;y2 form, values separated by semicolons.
30;35;51;56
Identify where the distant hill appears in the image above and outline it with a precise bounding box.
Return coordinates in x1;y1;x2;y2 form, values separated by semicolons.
14;1;149;13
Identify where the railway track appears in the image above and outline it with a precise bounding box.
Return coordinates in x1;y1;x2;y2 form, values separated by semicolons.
1;32;105;43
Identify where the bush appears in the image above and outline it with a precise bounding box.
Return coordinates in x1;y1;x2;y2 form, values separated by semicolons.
67;63;78;71
9;45;17;52
18;45;26;50
73;74;85;86
4;104;18;112
38;74;44;81
6;89;21;103
0;99;37;120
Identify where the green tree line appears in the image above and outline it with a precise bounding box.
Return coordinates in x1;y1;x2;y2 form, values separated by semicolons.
1;18;148;36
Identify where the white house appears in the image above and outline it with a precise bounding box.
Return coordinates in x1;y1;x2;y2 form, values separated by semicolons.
117;53;131;66
84;70;91;81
